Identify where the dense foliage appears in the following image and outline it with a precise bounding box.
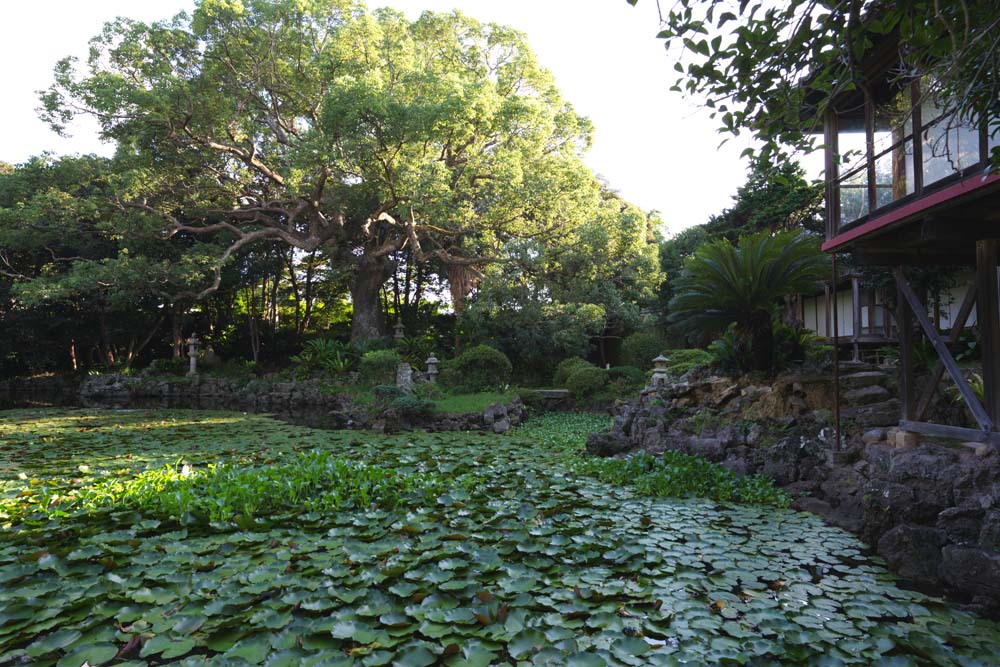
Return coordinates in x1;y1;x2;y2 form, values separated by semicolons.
628;0;1000;170
669;230;826;373
440;344;513;393
2;409;1000;665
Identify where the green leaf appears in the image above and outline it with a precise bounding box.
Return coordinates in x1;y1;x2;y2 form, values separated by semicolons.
57;644;118;667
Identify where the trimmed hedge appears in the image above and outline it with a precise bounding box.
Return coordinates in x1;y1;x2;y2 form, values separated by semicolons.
663;348;713;376
566;366;609;397
441;345;512;393
553;357;594;387
359;350;401;385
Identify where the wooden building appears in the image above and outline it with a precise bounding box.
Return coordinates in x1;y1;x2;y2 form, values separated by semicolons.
816;40;1000;445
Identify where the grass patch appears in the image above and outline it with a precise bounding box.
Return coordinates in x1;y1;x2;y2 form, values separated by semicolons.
432;390;519;413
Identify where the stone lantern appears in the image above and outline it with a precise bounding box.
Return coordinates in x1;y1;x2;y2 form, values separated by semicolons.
393;320;405;340
186;334;201;377
650;354;670;388
425;355;439;383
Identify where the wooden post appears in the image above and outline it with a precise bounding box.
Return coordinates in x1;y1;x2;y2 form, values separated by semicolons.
824;283;832;338
832;254;841;452
977;240;1000;424
896;267;915;421
852;275;861;361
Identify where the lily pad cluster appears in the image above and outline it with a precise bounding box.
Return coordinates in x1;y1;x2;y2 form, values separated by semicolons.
1;409;999;666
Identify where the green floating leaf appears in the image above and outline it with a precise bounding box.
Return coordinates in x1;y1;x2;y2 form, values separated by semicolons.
56;644;118;667
26;629;82;657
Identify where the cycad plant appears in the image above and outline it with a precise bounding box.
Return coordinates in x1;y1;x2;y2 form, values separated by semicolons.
668;229;826;373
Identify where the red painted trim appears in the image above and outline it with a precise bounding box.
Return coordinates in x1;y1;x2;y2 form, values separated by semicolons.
822;172;1000;252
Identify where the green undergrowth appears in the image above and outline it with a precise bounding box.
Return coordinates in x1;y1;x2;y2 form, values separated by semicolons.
511;413;788;506
1;409;999;666
13;451;466;527
575;452;789;507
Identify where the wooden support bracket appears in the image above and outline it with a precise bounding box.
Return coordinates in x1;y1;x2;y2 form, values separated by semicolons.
894;268;994;434
913;282;978;421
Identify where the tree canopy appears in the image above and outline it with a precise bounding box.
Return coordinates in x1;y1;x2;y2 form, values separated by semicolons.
628;0;1000;168
42;0;599;338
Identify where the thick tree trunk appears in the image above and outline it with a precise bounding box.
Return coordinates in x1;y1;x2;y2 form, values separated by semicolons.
350;257;388;341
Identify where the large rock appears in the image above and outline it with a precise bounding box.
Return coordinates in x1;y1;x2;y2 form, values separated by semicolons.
940;545;1000;600
841;371;889;390
843;399;901;427
586;431;631;457
937;505;985;544
876;524;946;586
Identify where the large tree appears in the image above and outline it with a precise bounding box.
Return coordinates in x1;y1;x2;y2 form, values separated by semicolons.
42;0;596;339
627;0;1000;168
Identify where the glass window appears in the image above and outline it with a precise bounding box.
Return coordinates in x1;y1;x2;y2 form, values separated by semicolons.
874;90;914;206
921;94;980;185
836;114;867;174
836;113;868;227
989;118;999;159
839;167;869;226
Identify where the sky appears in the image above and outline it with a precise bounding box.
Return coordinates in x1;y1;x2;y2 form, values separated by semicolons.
0;0;759;235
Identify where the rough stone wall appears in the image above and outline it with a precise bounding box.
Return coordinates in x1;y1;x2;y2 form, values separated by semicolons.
587;369;1000;617
78;374;524;434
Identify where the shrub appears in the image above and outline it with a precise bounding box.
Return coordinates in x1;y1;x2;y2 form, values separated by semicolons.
440;345;512;393
372;384;404;403
290;338;353;376
359;350;401;385
553;357;594;387
411;382;444;401
566;366;609;397
663;349;713;376
607;365;646;386
388;395;434;419
620;332;668;369
517;388;545;410
148;357;189;376
708;326;752;375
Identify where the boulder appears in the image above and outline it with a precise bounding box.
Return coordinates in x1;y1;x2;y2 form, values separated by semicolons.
940;545;1000;600
841;371;889;390
862;428;886;445
586;431;631;457
937;506;985;544
876;524;946;586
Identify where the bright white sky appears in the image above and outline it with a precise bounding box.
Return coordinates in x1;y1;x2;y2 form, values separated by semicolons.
0;0;760;234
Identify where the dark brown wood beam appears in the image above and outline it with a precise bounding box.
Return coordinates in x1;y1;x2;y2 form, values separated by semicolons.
977;240;1000;424
896;267;915;422
900;420;1000;446
921;219;1000;243
853;250;976;266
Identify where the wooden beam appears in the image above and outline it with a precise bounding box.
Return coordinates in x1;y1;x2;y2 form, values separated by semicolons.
977;240;1000;423
900;420;1000;446
894;268;994;432
914;282;978;421
896;267;915;422
852;276;862;361
852;250;976;266
921;219;1000;243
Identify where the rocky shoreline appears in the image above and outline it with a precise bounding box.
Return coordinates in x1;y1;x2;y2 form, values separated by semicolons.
587;368;1000;617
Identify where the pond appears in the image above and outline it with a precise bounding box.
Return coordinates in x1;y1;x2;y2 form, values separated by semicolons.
1;409;998;666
